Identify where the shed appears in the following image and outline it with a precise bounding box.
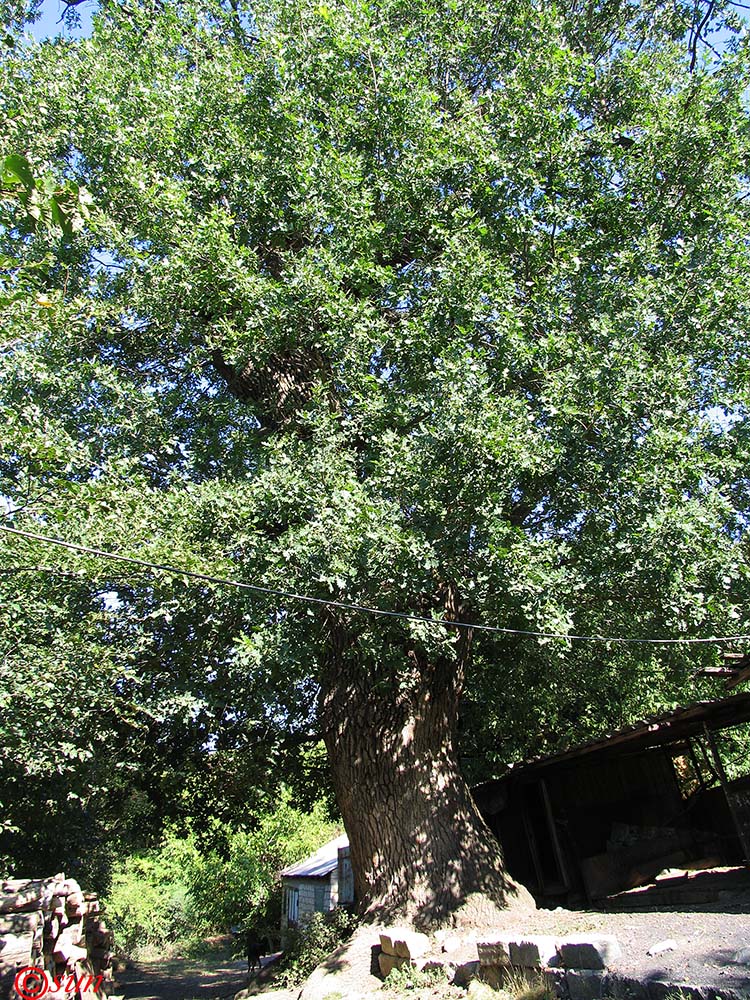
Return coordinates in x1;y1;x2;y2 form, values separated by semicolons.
473;692;750;905
280;834;353;931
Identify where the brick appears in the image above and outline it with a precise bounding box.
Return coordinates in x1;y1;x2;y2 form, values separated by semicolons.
557;935;622;970
567;969;604;1000
509;935;559;968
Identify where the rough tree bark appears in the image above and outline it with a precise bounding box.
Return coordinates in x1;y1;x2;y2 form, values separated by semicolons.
319;605;535;927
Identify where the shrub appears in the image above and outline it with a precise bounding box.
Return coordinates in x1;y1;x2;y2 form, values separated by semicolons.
188;789;340;935
276;908;359;987
104;832;205;957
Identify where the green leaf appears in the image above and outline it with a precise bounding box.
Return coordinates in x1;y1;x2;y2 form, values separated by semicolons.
2;154;35;190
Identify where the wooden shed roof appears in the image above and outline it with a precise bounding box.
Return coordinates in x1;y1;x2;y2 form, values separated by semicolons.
475;691;750;790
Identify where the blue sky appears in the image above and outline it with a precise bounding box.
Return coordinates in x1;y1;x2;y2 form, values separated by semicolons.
29;0;94;40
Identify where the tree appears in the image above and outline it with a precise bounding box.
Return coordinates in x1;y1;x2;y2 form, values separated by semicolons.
2;0;750;924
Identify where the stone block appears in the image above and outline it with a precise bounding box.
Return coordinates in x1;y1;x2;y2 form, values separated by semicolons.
478;965;506;990
509;935;559;968
378;952;406;978
544;967;568;999
603;973;648;1000
379;927;430;960
476;938;511;966
452;960;479;987
557;935;622;970
647;983;706;1000
567;969;604;1000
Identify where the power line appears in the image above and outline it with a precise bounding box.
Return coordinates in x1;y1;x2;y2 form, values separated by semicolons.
1;523;749;646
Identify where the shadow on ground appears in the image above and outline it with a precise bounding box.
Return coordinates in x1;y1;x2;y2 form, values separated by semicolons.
117;954;259;1000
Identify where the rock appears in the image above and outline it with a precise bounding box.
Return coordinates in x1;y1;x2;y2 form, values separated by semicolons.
440;933;462;954
476;937;511;966
416;958;446;975
557;935;622;970
379;927;430;960
731;947;750;965
453;960;480;987
646;939;678;957
647;983;705;1000
509;935;559;968
567;969;604;1000
378;952;406;978
604;973;648;999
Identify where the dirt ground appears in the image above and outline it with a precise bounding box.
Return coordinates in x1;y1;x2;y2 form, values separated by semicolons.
113;900;750;1000
480;906;750;992
115;952;253;1000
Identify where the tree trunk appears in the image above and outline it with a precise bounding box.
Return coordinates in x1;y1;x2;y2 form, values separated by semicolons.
319;615;535;928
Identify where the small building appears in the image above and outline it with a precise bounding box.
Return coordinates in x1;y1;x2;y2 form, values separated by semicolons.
280;833;353;931
473;692;750;906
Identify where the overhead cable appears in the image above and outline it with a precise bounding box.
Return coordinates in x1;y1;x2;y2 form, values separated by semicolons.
1;524;748;646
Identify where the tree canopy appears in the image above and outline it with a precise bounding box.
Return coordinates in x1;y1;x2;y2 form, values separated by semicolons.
2;0;750;916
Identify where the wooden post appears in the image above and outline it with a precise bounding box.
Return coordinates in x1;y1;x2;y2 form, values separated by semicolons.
702;723;750;862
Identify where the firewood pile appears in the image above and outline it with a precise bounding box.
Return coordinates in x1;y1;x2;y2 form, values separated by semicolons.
0;874;114;999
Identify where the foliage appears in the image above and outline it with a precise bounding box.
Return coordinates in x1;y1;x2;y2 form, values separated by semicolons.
277;908;359;988
104;832;205;957
2;0;750;900
188;791;340;933
382;962;449;993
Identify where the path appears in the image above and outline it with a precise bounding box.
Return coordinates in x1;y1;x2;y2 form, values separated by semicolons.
116;953;262;1000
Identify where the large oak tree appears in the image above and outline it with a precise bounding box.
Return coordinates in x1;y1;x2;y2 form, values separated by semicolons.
3;0;750;923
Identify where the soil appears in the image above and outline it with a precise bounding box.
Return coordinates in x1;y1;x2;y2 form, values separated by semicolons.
114;949;290;1000
113;900;750;1000
478;905;750;993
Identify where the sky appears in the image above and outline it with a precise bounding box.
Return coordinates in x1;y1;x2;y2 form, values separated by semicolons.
29;0;94;40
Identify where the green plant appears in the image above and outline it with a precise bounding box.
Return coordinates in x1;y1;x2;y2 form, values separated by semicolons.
277;909;359;988
383;962;449;992
104;832;205;957
188;791;340;934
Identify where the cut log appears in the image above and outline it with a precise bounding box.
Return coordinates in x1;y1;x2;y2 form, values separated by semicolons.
52;939;88;965
0;933;34;970
58;920;84;946
0;913;41;935
0;893;43;914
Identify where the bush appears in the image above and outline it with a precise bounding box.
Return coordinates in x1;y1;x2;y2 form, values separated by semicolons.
277;908;358;987
188;789;340;935
104;832;205;957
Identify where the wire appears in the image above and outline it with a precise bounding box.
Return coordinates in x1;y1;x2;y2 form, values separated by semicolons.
1;523;750;646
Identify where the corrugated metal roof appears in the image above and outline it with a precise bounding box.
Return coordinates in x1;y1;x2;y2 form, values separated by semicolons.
281;833;349;879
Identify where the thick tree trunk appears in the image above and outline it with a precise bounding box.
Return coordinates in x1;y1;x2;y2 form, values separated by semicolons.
319;615;534;928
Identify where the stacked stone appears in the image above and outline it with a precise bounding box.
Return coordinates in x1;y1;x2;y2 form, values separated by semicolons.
476;933;622;998
377;928;432;977
0;874;115;999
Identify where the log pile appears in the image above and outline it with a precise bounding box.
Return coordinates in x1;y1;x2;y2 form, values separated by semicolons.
0;874;114;999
